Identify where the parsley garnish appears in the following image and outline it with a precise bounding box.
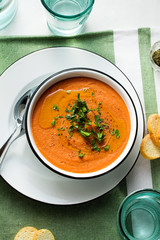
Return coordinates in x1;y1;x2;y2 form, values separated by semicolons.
78;150;85;158
104;145;110;151
66;90;71;94
69;132;73;138
78;153;85;158
96;103;101;115
51;93;120;157
53;104;59;111
65;108;70;113
68;125;75;133
80;130;92;138
94;115;104;131
115;129;120;138
92;140;100;152
96;131;105;143
51;120;56;126
65;115;76;121
64;94;110;154
110;129;120;138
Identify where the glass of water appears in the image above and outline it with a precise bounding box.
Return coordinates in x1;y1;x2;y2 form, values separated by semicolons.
41;0;95;36
118;189;160;240
0;0;18;30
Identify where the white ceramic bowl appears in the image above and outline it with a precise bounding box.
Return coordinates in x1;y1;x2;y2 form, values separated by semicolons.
25;68;138;179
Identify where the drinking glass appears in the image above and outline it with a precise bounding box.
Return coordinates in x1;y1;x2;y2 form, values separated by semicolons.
118;189;160;240
0;0;18;30
41;0;95;36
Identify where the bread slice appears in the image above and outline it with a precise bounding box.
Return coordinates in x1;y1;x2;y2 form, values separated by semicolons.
147;114;160;146
140;134;160;159
33;229;55;240
14;227;38;240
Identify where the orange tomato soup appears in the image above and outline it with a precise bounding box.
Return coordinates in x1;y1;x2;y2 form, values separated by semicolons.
32;77;131;173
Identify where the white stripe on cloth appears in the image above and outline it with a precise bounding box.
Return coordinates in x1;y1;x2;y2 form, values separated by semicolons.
113;29;152;194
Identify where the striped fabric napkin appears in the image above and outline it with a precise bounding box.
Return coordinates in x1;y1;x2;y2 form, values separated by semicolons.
0;28;160;239
114;28;160;193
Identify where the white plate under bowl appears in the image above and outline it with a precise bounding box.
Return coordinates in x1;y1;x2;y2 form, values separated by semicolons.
0;47;144;205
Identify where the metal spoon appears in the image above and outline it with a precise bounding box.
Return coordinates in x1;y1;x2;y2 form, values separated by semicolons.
0;89;34;169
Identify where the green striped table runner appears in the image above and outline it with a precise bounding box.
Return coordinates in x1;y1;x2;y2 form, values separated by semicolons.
0;28;159;239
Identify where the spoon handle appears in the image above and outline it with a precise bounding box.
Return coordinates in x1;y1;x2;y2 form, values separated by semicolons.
0;125;23;169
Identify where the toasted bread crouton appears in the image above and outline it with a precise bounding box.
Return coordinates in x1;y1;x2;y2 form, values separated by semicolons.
147;114;160;146
140;134;160;159
14;227;38;240
33;229;55;240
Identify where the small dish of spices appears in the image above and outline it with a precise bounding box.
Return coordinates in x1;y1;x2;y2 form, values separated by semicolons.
150;41;160;71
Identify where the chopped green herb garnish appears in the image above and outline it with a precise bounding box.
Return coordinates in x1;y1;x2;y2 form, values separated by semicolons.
87;120;92;125
92;140;100;152
110;129;116;135
110;129;120;138
102;123;109;128
78;152;85;158
65;115;76;121
69;132;73;138
115;129;120;138
82;106;87;113
104;145;110;151
96;131;105;143
51;120;56;126
53;104;59;111
53;93;120;155
80;130;92;138
78;150;85;158
65;108;70;113
66;90;71;94
68;125;75;133
97;105;101;115
94;115;104;130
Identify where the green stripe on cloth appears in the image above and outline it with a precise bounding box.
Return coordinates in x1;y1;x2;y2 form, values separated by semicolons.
0;32;125;240
138;28;158;120
0;31;115;74
138;28;160;190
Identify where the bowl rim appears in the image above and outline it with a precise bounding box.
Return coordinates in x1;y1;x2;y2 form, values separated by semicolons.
25;67;138;179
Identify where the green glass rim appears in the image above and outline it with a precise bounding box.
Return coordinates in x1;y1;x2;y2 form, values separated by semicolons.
41;0;95;19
